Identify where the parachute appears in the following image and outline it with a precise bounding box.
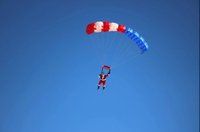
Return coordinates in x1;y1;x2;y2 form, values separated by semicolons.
86;21;149;53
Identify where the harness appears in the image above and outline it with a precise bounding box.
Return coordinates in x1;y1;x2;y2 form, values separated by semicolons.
100;74;107;81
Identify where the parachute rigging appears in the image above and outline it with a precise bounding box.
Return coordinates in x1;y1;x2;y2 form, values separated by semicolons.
86;21;149;53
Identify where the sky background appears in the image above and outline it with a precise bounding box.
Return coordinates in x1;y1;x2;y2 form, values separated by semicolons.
0;0;199;132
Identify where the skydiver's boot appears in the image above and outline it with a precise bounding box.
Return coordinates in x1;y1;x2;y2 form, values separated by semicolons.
103;87;106;90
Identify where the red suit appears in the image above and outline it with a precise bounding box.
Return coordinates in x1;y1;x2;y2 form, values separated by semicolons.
98;74;109;88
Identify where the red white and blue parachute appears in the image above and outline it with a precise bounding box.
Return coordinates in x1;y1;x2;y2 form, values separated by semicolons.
86;21;149;53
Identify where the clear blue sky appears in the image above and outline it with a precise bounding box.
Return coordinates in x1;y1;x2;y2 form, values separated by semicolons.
0;0;199;132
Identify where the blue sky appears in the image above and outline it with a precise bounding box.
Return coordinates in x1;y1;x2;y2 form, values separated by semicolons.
0;0;199;132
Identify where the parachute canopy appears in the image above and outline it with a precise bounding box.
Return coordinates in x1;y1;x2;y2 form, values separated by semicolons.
86;21;149;53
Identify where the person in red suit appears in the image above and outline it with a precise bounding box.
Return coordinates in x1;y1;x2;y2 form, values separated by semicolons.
97;69;111;90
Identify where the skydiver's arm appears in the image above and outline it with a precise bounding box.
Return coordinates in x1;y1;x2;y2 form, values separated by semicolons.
108;69;111;74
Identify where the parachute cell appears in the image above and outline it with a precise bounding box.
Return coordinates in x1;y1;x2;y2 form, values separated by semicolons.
86;21;149;53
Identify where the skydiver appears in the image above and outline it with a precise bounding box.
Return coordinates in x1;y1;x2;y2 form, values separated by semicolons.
97;69;111;90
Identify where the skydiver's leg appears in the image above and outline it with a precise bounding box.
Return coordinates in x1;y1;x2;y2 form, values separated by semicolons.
103;81;106;90
97;81;102;90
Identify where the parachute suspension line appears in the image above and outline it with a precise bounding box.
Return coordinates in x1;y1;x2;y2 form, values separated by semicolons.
110;33;123;63
105;32;117;61
111;40;133;66
109;33;125;66
110;38;130;65
114;34;127;64
113;40;140;66
117;50;140;67
89;34;102;60
110;34;131;66
102;33;110;64
112;53;140;69
93;33;107;62
87;35;98;58
108;33;121;52
100;33;108;64
102;32;118;66
104;32;112;60
98;32;121;66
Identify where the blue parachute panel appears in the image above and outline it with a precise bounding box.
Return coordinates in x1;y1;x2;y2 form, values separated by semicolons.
124;27;149;53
